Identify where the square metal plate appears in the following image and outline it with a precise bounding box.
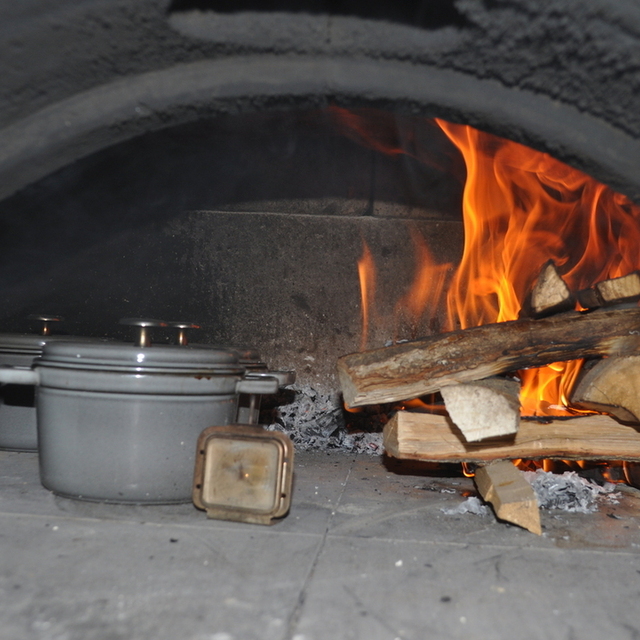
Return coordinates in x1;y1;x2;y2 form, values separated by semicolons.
193;424;294;525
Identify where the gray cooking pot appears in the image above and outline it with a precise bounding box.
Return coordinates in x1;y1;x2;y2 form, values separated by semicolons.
0;341;279;504
0;331;107;451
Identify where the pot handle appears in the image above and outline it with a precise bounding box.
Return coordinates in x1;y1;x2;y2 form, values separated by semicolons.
268;370;296;387
236;375;279;395
241;370;296;387
0;366;39;385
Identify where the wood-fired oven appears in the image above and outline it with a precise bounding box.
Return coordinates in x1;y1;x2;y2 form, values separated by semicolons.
0;0;639;397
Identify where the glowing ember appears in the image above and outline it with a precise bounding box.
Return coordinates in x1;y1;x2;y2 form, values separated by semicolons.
346;109;640;416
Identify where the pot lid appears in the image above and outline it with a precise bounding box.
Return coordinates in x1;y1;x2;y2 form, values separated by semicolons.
0;314;73;354
142;319;262;365
0;333;105;355
38;340;243;372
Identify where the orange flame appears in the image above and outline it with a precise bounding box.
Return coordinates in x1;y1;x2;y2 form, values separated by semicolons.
357;242;377;351
357;230;452;349
437;120;640;329
518;361;585;417
393;228;452;339
343;108;640;416
436;119;640;415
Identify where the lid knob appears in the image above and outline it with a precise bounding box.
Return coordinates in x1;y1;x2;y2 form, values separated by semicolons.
119;318;166;347
167;321;201;346
27;314;63;336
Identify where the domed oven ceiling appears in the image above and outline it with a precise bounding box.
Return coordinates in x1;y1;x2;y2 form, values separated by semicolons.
0;0;639;395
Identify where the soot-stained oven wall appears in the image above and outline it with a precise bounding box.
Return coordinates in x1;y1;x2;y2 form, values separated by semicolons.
0;109;465;389
0;1;639;391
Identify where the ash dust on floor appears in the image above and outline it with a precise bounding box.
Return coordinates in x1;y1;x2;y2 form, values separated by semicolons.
0;450;639;640
548;485;640;549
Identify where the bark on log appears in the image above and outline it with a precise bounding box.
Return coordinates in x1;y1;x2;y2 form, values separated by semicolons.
440;377;520;442
382;411;640;462
571;355;640;423
338;307;640;408
520;260;574;319
474;461;541;535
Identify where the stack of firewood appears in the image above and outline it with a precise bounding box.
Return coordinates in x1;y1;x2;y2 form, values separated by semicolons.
337;262;640;533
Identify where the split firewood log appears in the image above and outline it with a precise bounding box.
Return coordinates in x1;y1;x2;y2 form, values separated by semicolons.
440;377;520;442
520;260;574;319
576;287;601;309
599;272;640;304
338;307;640;408
571;355;640;423
474;461;541;535
382;411;640;463
577;271;640;309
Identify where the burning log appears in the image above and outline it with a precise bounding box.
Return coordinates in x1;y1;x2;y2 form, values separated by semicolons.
577;271;640;309
520;260;574;319
576;287;601;310
474;461;541;535
571;355;640;423
597;271;640;304
382;411;640;463
440;377;520;442
338;307;640;408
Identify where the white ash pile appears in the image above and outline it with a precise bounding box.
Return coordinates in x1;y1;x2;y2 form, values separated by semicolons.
441;496;491;517
524;469;620;514
261;385;384;454
443;469;621;522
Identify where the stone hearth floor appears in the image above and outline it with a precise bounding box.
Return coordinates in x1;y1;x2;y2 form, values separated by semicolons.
1;449;640;640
